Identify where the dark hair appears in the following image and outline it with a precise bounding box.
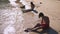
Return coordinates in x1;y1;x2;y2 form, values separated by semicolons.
39;12;44;18
31;2;33;4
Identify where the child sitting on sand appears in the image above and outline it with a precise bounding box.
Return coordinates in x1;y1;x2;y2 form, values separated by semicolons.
24;12;50;32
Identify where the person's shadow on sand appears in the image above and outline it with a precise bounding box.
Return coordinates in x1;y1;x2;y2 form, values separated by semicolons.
38;27;58;34
24;27;58;34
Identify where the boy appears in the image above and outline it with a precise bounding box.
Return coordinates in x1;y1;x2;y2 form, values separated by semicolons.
24;12;50;32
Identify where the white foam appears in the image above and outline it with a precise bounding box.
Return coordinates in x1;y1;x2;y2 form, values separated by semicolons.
9;0;19;7
3;8;24;34
4;25;16;34
20;0;31;9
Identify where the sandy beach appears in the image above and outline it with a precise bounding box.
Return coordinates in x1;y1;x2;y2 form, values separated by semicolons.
0;0;60;34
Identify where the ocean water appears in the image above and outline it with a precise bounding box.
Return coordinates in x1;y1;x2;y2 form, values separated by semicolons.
0;2;25;34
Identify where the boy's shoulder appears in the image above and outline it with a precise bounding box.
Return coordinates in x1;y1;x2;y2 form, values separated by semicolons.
43;16;49;19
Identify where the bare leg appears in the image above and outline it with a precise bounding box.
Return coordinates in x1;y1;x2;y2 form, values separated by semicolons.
33;23;41;28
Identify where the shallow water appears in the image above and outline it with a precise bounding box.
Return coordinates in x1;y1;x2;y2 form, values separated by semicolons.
0;3;24;34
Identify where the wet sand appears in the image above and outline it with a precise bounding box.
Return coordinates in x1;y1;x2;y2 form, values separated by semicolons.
23;0;60;34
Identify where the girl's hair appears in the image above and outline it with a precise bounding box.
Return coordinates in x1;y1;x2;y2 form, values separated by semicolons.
39;12;44;18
